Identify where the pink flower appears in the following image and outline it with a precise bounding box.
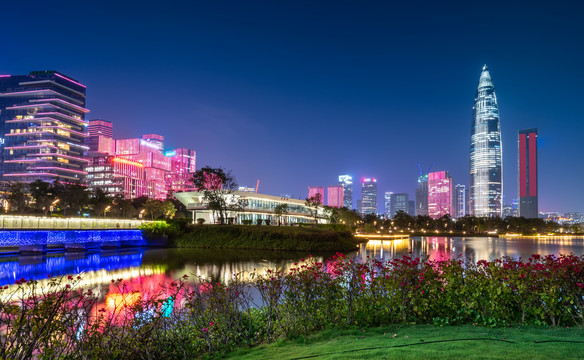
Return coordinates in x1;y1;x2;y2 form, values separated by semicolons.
202;328;208;332
576;283;583;288
209;321;215;326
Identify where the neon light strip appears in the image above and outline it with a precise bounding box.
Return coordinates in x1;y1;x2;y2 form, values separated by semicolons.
18;80;85;97
54;73;86;88
34;167;87;175
0;75;10;78
4;145;59;150
29;153;89;162
5;130;86;139
4;159;41;163
40;126;87;137
29;98;89;113
4;173;59;177
0;89;84;105
113;157;144;167
35;112;87;126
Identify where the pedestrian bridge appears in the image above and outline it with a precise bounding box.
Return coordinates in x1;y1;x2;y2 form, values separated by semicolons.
0;216;159;254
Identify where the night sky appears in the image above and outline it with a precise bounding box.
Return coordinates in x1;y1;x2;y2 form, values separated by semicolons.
2;0;583;212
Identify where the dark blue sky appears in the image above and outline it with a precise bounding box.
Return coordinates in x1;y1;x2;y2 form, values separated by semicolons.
2;0;583;212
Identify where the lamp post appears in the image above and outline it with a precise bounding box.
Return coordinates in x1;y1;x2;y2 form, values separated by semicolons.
104;205;111;218
50;199;60;217
139;209;145;219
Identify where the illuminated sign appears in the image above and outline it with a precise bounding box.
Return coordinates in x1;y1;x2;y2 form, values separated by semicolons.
164;150;176;157
140;140;159;149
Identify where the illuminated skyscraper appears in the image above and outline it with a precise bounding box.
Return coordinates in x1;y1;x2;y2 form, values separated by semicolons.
0;71;89;183
428;171;454;219
470;65;502;217
87;119;114;155
518;129;538;218
361;178;377;215
384;191;393;217
415;174;428;216
453;184;466;218
308;186;324;204
327;185;344;208
338;175;353;209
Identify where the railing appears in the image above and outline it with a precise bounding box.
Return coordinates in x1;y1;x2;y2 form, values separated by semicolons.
0;216;147;230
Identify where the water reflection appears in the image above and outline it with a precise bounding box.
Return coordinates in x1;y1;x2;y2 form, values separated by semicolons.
3;237;584;302
357;236;584;264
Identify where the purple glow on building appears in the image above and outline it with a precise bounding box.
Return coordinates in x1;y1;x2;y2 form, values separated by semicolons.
327;185;344;208
308;186;325;204
428;171;453;219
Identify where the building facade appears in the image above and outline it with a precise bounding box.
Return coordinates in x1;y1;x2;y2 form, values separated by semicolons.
518;128;538;218
361;178;377;215
389;193;409;218
308;186;325;204
174;191;331;225
384;191;393;218
428;171;453;219
0;71;89;183
415;174;429;216
338;175;353;209
470;65;503;218
453;184;466;218
327;185;344;208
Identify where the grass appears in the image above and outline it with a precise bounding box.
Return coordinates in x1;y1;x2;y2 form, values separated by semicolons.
223;325;584;359
171;225;359;252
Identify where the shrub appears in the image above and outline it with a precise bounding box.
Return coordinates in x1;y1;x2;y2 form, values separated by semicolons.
197;218;206;225
264;219;271;226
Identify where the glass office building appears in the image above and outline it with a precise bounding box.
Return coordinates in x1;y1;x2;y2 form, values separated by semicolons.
338;175;353;209
361;178;377;215
518;129;538;218
0;71;88;183
470;65;502;217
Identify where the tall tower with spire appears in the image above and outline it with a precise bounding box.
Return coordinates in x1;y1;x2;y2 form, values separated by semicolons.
470;65;502;217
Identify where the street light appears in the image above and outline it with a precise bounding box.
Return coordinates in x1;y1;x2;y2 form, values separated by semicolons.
104;205;111;218
50;199;60;216
139;209;145;219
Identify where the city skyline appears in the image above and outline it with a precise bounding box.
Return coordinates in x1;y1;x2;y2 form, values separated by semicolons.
1;1;583;212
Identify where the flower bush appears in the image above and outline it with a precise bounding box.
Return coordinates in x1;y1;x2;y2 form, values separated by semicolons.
1;253;584;358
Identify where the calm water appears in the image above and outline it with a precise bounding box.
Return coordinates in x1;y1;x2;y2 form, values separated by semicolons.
2;236;583;302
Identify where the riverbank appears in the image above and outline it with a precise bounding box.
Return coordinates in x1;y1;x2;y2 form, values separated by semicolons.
169;225;360;252
224;324;584;359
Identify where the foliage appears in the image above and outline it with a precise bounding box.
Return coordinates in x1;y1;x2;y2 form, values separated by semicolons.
29;180;55;216
7;182;28;214
191;166;239;225
172;225;359;252
143;199;177;220
273;203;289;225
139;221;179;238
3;254;584;358
305;193;323;224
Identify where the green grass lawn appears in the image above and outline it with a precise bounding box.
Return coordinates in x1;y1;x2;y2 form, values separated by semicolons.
223;325;584;359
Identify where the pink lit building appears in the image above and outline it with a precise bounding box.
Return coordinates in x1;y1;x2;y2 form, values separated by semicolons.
86;127;196;200
327;185;344;208
428;171;454;219
308;186;324;204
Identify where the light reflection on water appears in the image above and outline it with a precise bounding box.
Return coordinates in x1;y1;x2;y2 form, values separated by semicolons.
2;236;583;303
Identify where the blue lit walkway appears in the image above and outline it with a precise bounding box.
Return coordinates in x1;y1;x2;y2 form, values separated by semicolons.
0;229;148;254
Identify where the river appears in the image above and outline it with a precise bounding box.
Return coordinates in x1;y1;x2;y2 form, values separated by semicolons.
2;236;583;303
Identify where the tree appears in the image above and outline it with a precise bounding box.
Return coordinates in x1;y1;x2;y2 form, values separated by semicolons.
338;207;362;228
29;180;55;216
7;183;28;214
191;166;239;224
54;183;89;216
305;193;323;224
143;199;177;220
274;203;289;226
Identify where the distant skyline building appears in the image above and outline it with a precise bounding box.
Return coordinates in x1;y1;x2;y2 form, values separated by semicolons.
408;200;415;216
390;193;408;218
470;65;503;218
518;128;538;218
361;178;377;215
453;184;466;218
0;71;89;183
428;171;454;219
327;185;344;208
416;174;429;216
384;191;393;218
308;186;325;204
87;119;114;155
338;175;353;209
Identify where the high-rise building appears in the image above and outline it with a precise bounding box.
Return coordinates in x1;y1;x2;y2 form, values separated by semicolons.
308;186;324;204
338;175;353;209
453;184;466;218
390;193;409;218
384;191;393;217
361;178;377;215
141;134;164;154
356;199;362;214
327;185;344;208
470;65;502;218
0;71;89;183
428;171;454;219
518;129;538;218
408;200;416;216
87;119;114;155
415;174;429;216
